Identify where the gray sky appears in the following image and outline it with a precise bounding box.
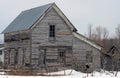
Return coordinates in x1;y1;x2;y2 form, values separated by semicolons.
0;0;120;40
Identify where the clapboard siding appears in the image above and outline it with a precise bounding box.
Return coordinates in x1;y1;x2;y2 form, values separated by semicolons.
31;8;73;67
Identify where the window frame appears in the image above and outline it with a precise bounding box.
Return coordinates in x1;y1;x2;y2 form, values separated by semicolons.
49;25;56;41
14;49;18;65
0;50;2;55
58;49;66;63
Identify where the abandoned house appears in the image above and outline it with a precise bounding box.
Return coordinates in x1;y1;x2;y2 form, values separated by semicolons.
2;3;102;73
101;45;120;71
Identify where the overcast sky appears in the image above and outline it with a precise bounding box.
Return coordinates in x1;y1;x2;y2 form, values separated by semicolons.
0;0;120;40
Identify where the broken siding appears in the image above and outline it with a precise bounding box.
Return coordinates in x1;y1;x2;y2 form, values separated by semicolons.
4;30;31;66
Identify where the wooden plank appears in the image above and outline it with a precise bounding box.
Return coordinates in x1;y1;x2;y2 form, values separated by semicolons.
56;32;71;35
46;55;58;59
18;48;23;65
46;52;58;56
9;49;15;65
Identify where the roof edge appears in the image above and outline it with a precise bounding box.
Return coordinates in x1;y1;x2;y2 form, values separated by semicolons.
73;32;102;50
52;3;77;32
2;3;53;34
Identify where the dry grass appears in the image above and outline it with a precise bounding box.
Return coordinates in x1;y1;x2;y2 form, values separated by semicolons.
5;67;66;76
6;67;37;76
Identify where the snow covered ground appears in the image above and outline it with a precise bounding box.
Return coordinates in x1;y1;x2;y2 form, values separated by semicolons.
0;69;120;78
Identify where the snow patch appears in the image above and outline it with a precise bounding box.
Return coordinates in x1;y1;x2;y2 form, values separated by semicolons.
0;69;120;78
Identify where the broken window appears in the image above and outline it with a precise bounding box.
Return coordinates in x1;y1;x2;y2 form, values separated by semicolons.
49;25;55;40
14;50;18;65
58;49;66;63
0;50;2;55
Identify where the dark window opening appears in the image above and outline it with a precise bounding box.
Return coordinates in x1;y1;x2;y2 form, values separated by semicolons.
22;48;25;65
25;63;30;67
43;54;46;65
49;25;55;38
0;50;2;55
0;62;2;66
58;49;66;63
14;51;18;65
59;51;65;57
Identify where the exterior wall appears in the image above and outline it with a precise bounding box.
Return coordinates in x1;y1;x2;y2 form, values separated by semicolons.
4;30;31;68
31;8;73;71
73;36;101;72
31;8;73;46
0;48;4;66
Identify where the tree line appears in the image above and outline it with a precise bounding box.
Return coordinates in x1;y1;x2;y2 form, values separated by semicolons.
86;24;120;52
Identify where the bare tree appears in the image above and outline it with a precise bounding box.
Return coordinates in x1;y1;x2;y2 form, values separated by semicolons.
95;26;103;40
103;27;109;39
88;24;92;39
87;25;110;50
115;25;120;39
102;27;109;51
92;26;109;40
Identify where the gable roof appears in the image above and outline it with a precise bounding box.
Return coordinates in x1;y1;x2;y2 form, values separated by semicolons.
73;32;102;50
2;3;52;33
2;3;77;33
2;3;102;50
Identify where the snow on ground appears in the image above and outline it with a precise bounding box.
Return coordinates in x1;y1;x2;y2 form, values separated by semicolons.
0;69;120;78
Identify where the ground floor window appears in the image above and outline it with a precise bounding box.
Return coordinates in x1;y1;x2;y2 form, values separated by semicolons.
38;46;72;66
0;50;2;55
58;49;66;63
14;50;18;65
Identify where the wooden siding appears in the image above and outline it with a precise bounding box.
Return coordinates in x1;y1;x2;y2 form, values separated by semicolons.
4;30;31;66
73;36;101;71
31;8;73;68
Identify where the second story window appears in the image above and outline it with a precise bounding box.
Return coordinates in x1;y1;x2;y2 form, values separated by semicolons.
49;25;55;38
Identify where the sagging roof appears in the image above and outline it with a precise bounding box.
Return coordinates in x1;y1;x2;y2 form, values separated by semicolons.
73;32;102;50
2;3;77;33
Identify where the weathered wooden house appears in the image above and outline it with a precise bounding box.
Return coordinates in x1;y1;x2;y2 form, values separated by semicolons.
101;45;120;71
2;3;102;73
